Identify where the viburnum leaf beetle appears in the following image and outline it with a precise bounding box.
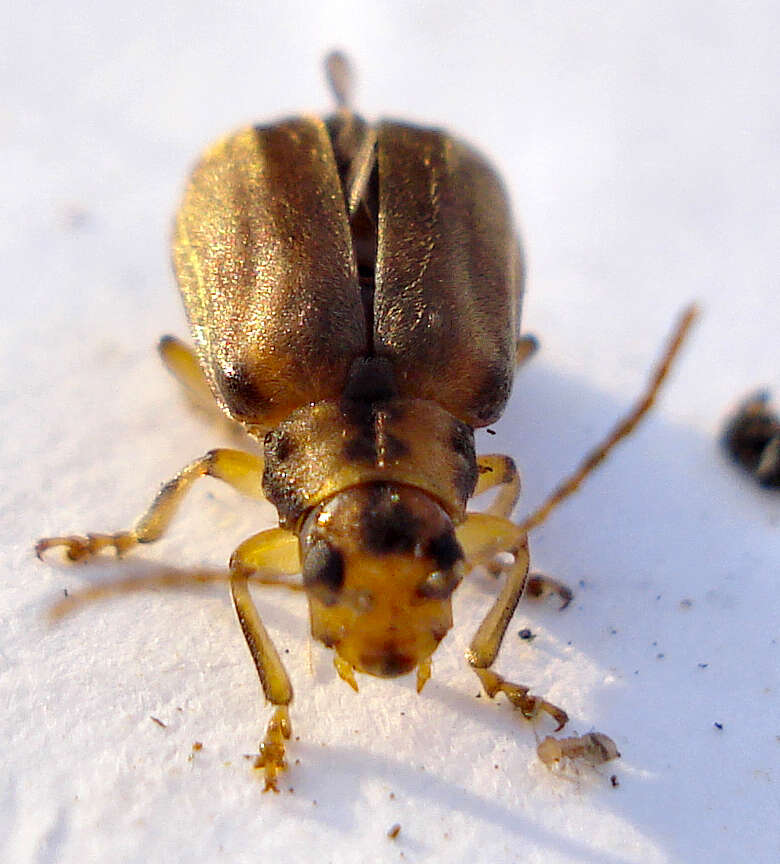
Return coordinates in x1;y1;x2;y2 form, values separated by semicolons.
37;52;696;791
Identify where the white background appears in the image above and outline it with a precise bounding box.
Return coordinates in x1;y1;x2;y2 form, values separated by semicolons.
1;2;778;862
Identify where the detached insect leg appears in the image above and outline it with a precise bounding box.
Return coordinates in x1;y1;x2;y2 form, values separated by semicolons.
36;449;265;561
229;528;301;792
457;513;568;730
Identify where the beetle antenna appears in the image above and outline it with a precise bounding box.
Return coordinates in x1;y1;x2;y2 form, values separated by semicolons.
325;50;354;109
516;304;699;535
47;565;304;622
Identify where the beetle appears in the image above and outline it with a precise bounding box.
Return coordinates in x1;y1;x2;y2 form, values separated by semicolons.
37;52;696;791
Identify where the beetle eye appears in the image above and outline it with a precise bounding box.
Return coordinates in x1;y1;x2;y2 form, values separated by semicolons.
302;540;345;605
416;568;462;601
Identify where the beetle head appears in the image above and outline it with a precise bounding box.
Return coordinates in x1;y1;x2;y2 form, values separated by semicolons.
298;484;463;680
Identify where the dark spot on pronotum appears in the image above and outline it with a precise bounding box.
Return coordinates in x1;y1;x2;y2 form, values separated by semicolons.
343;416;409;467
361;489;421;555
425;531;463;570
264;429;295;463
215;362;270;418
302;541;345;602
450;421;478;501
262;462;307;525
344;433;377;464
450;422;475;461
383;433;410;462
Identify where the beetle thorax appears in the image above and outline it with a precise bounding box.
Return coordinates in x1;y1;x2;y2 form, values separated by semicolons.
298;484;464;679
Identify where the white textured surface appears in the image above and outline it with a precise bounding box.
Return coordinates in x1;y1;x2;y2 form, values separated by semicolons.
2;3;778;863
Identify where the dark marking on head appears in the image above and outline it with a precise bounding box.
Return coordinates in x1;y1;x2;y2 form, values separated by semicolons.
473;363;512;425
360;645;416;677
425;531;463;570
450;421;478;502
215;362;270;419
302;540;345;604
360;488;421;555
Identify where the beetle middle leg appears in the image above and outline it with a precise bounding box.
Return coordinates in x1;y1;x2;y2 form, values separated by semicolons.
228;528;300;791
158;334;214;408
515;334;539;367
36;448;265;561
457;513;568;730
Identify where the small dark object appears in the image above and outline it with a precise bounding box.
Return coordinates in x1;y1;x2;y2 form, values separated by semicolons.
387;824;402;840
518;628;536;641
192;741;203;751
610;774;619;787
714;721;724;730
721;391;780;488
150;716;166;728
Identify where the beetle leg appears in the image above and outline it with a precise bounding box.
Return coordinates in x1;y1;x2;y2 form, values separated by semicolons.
229;528;300;792
158;336;245;441
457;513;568;730
36;448;265;562
474;454;521;519
515;334;539;367
158;335;214;407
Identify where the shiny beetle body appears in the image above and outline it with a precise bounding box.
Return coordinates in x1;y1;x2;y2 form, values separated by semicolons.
38;54;696;790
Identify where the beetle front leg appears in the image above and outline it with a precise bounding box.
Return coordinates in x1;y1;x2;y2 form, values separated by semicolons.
457;513;568;730
468;455;573;605
36;448;265;562
474;454;521;520
229;528;300;791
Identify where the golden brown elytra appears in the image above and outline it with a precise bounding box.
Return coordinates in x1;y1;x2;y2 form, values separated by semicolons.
37;52;697;791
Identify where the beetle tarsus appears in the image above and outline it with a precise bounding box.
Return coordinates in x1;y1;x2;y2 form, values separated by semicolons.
475;668;568;731
253;705;291;793
35;531;136;562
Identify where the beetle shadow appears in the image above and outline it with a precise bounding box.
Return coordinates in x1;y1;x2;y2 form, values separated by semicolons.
37;358;777;863
281;739;648;864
